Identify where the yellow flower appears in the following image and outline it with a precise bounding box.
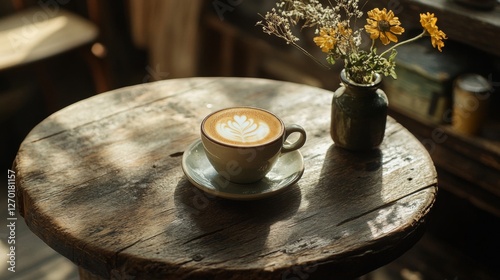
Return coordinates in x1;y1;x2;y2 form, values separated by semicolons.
313;28;336;53
337;23;352;38
420;12;447;52
365;8;405;45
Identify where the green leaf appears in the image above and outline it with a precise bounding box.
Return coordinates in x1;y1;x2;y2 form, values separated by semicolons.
389;49;398;61
391;70;397;80
327;55;336;65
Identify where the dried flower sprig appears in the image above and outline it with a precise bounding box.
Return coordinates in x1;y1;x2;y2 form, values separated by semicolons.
257;0;447;84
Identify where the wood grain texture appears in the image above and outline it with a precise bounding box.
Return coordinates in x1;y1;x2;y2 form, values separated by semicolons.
14;77;438;279
390;108;500;217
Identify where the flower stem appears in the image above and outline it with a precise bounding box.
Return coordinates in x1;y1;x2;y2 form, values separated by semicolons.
370;39;375;52
291;41;331;69
380;30;426;57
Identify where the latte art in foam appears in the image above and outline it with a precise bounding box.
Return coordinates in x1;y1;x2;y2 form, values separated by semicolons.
202;107;283;146
215;115;270;143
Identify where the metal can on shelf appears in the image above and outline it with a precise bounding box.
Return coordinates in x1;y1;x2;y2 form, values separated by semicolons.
452;73;492;135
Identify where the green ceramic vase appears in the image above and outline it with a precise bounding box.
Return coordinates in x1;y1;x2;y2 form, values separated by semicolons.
331;69;388;150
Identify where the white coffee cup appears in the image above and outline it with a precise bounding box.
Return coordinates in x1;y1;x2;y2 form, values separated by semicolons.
200;107;306;184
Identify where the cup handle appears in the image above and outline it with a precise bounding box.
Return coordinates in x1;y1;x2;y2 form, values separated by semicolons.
282;124;307;153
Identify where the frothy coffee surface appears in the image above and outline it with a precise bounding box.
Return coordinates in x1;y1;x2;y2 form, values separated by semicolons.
203;107;283;146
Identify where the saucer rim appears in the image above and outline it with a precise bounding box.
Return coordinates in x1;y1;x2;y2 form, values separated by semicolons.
181;139;304;200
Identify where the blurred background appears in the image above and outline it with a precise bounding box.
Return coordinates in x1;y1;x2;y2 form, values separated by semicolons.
1;0;499;279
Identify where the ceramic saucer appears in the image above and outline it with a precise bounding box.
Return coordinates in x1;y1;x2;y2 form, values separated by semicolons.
181;139;304;200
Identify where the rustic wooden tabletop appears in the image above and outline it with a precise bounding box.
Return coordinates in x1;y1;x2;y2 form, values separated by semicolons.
14;77;438;279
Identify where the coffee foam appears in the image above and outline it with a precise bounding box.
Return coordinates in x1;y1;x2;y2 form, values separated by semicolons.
203;108;283;146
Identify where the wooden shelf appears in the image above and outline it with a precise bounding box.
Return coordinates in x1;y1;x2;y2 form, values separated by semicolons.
409;0;500;57
389;107;500;217
368;0;500;57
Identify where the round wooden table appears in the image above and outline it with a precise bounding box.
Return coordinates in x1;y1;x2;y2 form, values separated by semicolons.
14;77;438;279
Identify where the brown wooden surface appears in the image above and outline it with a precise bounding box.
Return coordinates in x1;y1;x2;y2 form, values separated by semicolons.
390;108;500;217
14;77;438;279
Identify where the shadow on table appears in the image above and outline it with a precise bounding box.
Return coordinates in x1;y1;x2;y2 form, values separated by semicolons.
301;144;387;279
316;144;384;226
173;177;302;264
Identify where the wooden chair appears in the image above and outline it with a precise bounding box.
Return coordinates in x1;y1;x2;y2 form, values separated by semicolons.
0;1;111;114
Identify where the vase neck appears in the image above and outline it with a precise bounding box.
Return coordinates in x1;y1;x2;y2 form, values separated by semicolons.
340;69;382;93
